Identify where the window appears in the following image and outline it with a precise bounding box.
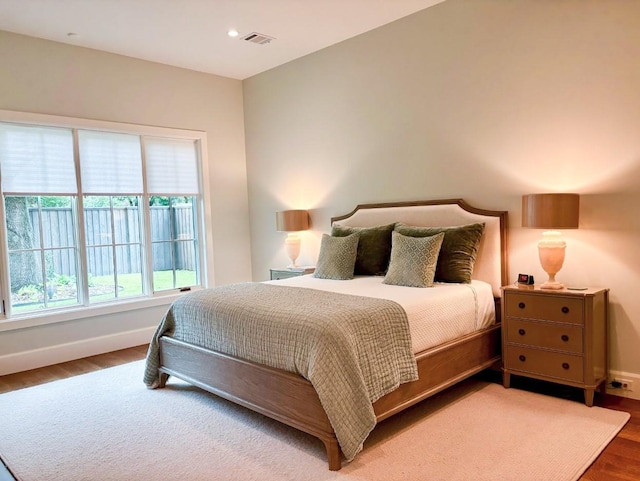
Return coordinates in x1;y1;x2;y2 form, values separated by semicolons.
0;114;205;319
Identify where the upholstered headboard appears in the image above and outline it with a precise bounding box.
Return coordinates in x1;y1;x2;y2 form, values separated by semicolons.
332;199;508;297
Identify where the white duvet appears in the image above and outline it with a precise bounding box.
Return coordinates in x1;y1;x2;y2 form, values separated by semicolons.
266;275;496;354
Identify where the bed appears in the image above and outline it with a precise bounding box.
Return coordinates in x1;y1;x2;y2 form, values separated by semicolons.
144;198;508;470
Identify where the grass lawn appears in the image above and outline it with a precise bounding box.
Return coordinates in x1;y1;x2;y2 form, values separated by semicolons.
12;270;196;314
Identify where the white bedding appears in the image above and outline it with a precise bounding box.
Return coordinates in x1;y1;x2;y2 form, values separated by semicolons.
266;275;496;354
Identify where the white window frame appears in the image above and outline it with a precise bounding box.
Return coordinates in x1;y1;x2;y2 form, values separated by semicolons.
0;109;211;331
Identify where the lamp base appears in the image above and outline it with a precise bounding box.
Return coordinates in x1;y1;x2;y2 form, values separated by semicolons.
538;233;566;291
284;233;301;269
540;280;564;290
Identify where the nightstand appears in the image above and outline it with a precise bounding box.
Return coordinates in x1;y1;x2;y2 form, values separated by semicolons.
501;285;609;406
270;267;315;280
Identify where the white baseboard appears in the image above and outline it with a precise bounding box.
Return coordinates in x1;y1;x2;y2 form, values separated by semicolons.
0;327;155;376
606;369;640;401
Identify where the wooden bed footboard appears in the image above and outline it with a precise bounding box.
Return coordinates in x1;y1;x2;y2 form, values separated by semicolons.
157;322;501;471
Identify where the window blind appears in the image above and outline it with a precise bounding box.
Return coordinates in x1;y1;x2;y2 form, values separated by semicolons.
78;130;143;194
0;123;77;194
145;137;199;195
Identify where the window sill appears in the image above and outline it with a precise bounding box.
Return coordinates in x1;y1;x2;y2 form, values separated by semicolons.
0;291;192;332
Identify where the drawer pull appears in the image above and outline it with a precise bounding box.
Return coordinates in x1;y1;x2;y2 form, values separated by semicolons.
518;328;526;336
561;306;570;314
562;362;570;370
519;355;526;362
518;302;526;309
561;334;569;342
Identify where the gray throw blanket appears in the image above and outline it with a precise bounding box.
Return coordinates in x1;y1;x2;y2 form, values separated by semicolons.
144;283;418;461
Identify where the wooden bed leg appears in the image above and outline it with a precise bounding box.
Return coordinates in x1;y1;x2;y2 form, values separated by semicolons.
157;372;169;388
321;436;342;471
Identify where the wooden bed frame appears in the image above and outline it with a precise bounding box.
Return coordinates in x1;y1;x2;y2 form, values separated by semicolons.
156;199;508;471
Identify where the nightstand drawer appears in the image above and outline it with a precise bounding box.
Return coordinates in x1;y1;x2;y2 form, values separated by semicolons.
271;270;302;280
270;267;315;280
505;346;583;383
505;293;584;324
506;319;583;353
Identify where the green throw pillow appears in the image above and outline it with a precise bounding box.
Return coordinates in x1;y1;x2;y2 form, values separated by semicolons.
331;223;395;276
394;222;485;283
383;232;445;288
313;233;359;280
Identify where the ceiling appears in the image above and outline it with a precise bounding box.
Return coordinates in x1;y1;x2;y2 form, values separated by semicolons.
0;0;444;80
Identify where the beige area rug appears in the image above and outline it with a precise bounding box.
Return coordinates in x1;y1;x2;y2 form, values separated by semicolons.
0;361;629;481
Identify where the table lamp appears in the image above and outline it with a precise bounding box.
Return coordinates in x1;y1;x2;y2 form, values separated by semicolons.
276;209;310;268
522;193;579;289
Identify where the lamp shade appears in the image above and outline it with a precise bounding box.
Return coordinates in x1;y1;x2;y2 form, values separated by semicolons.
522;193;579;229
276;210;309;232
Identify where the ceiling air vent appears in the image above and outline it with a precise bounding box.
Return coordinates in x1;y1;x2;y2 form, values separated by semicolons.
241;32;275;45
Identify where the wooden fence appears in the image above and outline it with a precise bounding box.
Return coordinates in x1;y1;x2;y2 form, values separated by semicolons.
30;206;196;277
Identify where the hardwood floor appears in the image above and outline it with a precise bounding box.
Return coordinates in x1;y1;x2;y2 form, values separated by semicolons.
0;345;148;395
0;346;639;480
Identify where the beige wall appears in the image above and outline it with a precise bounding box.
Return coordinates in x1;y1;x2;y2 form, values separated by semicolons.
243;0;640;380
0;31;252;370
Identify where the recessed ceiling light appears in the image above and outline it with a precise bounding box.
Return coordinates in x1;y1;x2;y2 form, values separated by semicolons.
227;29;239;38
